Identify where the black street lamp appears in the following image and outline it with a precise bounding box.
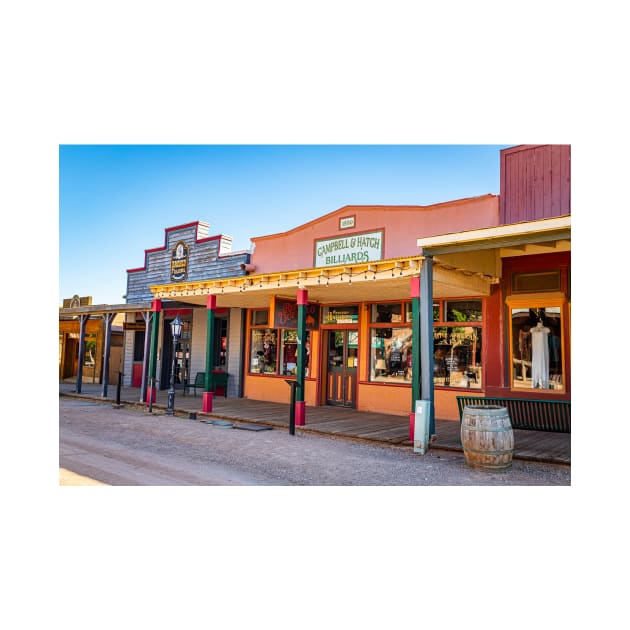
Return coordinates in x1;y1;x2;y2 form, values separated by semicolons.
166;315;183;416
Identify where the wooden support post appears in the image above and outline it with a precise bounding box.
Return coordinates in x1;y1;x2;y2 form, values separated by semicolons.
420;256;435;436
101;313;116;398
410;277;421;440
140;310;152;403
76;314;90;394
203;295;216;413
146;299;161;405
296;289;308;426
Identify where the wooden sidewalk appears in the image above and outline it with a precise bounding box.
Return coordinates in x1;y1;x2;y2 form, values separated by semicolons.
59;383;570;465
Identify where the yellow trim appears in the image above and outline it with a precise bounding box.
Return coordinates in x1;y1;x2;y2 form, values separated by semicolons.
505;292;566;305
150;256;426;299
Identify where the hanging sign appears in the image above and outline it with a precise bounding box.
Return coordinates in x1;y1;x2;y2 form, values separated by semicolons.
273;299;320;330
170;240;189;281
314;229;384;268
322;306;359;324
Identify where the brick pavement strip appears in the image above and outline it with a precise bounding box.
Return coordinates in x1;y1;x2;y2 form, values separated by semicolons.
59;396;571;486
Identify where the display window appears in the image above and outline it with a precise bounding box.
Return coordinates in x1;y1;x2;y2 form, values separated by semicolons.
433;299;483;389
249;309;311;377
370;328;412;383
369;302;412;383
504;253;570;394
250;328;277;374
509;304;564;391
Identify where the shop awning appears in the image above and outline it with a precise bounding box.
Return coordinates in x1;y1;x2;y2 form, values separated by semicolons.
150;255;499;308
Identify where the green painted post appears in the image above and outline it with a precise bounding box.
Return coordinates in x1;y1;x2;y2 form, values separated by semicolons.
410;277;421;439
147;299;161;404
203;294;216;412
420;256;435;435
295;289;308;425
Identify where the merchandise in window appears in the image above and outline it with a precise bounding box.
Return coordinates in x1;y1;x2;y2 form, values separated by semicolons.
370;328;412;383
279;329;311;376
510;307;563;391
445;300;482;322
371;303;403;323
250;329;277;374
250;326;312;377
433;326;482;389
432;298;483;389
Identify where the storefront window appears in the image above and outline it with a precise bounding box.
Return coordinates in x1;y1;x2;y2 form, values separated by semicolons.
510;306;563;391
250;326;312;377
250;328;277;374
371;303;403;323
280;329;297;375
370;328;413;383
433;326;482;389
405;301;440;322
445;300;482;322
432;298;483;389
251;309;269;326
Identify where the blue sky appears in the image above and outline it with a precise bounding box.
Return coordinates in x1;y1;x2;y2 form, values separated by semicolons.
59;144;509;304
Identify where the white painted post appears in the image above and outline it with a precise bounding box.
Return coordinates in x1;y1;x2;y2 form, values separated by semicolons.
414;400;431;454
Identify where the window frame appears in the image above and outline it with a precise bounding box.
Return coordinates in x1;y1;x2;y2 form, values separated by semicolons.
432;297;484;390
248;309;312;378
367;301;412;384
505;294;567;393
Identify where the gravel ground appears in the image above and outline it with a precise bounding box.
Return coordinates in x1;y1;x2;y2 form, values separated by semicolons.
59;397;571;486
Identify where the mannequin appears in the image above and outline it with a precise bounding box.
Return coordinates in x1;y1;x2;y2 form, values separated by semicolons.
530;320;550;388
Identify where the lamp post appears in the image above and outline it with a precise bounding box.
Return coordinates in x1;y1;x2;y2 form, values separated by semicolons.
166;315;183;416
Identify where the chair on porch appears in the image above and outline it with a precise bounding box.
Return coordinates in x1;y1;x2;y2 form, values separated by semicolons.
183;372;205;396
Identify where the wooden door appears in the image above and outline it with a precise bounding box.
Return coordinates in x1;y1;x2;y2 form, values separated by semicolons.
63;337;78;379
325;330;358;408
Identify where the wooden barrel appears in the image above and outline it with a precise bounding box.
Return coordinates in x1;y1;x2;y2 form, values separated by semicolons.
461;405;514;470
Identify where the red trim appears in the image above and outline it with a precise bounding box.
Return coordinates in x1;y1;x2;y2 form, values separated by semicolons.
297;289;308;306
410;277;420;298
196;235;222;244
202;391;214;413
151;299;162;312
207;295;217;310
146;386;157;404
126;222;238;273
163;308;192;317
295;401;306;426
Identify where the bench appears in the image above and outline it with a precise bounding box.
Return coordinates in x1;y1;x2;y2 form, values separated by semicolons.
456;396;571;433
183;371;230;397
183;372;206;396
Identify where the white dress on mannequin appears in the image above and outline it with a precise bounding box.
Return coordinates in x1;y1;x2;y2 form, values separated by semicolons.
530;321;550;388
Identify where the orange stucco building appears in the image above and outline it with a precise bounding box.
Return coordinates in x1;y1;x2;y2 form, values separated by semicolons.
62;145;570;436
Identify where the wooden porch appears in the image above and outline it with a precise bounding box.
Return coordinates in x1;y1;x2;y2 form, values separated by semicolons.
59;382;570;465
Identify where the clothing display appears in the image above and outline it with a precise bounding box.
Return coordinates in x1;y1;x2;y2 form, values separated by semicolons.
530;321;550;388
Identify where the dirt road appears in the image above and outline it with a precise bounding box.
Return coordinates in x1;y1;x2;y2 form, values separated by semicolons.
59;397;571;485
